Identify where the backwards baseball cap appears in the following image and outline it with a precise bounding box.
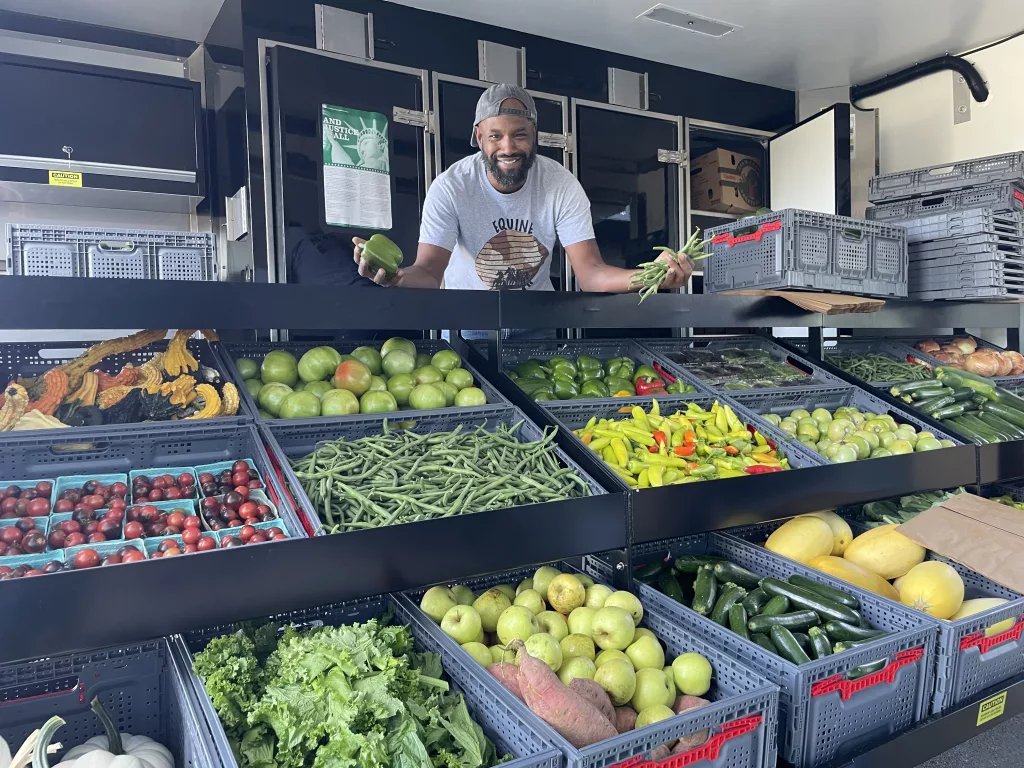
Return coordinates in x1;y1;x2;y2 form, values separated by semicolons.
470;84;538;147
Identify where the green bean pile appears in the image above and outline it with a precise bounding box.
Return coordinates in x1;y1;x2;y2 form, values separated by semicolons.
631;229;710;303
826;353;931;383
291;420;592;533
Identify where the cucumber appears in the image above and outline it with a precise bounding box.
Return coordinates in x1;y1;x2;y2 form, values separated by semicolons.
751;633;777;655
657;573;686;603
713;562;762;590
729;604;750;640
759;595;790;616
834;639;879;654
890;380;945;397
823;620;886;642
983;402;1024;430
747;609;821;634
979;412;1024;440
787;575;860;609
711;584;747;626
771;625;811;665
759;578;861;624
692;565;717;616
634;560;669;581
791;632;812;652
847;659;887;680
675;554;725;573
808;626;833;659
742;588;770;615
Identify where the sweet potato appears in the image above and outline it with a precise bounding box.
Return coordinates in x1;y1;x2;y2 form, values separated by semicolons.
614;706;637;734
488;662;524;702
569;678;615;725
672;695;711;750
650;744;672;761
511;640;618;748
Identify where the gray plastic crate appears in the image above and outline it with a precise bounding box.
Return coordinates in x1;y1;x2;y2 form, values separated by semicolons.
639;334;850;395
907;247;1024;271
895;208;1024;244
870;152;1024;203
823;337;935;389
401;561;779;768
725;518;1024;715
588;532;936;768
173;594;561;768
6;224;216;280
909;285;1024;300
216;338;506;422
261;404;605;536
910;265;1024;291
703;209;907;298
868;182;1024;221
909;233;1024;254
0;637;214;767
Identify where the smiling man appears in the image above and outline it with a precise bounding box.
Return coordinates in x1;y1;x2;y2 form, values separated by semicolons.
354;83;690;293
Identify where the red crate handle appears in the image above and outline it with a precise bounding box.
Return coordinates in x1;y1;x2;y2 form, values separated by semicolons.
609;714;762;768
960;616;1024;654
811;647;925;701
263;446;318;537
710;220;782;248
1014;189;1024;206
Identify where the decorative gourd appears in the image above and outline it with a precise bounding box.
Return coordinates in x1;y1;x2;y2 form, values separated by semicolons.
163;330;199;377
51;698;172;768
0;384;29;431
30;369;69;417
97;386;134;410
186;384;221;419
135;365;162;393
139;390;182;422
159;376;196;407
66;372;99;408
219;382;240;416
18;330;167;393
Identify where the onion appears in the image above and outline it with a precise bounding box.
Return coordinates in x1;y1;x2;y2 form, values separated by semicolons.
932;351;965;368
963;350;1000;377
996;352;1014;376
952;336;978;354
916;340;941;354
1005;351;1024;375
940;344;964;355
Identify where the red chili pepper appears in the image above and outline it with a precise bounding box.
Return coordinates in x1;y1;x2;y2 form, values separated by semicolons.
635;376;667;396
674;444;695;457
648;445;659;453
724;445;739;455
744;465;784;474
652;362;677;384
652;430;667;447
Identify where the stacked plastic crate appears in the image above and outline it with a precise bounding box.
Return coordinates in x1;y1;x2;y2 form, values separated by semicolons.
868;152;1024;300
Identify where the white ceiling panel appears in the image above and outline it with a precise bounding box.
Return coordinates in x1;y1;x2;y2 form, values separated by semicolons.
0;0;225;42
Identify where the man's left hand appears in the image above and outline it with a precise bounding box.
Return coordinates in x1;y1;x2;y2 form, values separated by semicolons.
656;251;693;290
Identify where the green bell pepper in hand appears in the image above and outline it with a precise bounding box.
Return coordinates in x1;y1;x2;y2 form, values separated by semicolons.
361;234;403;277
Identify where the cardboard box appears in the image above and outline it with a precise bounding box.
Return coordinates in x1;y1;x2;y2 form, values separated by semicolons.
690;148;763;214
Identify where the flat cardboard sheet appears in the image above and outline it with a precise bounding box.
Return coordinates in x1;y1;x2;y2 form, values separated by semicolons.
897;493;1024;594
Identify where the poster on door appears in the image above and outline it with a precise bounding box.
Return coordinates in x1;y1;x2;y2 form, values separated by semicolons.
321;104;392;230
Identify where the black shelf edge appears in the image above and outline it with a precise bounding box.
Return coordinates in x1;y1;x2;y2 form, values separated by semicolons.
823;301;1024;330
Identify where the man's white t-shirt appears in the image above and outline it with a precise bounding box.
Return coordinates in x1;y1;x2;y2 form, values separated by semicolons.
419;154;595;290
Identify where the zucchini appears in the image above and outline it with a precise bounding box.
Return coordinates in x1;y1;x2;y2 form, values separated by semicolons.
969;412;1014;440
713;561;762;589
983;402;1024;430
711;584;747;626
890;380;945;397
949;417;990;445
759;578;861;624
991;387;1024;412
634;560;669;581
808;626;833;659
834;639;879;653
675;554;725;573
930;404;965;420
771;625;811;665
823;620;886;642
911;386;953;400
918;395;955;415
787;575;860;609
951;387;976;403
979;412;1024;440
847;659;887;680
759;595;790;616
751;633;777;655
959;414;1005;442
692;565;717;616
742;588;770;615
729;604;750;640
657;573;686;603
747;609;821;634
791;632;812;652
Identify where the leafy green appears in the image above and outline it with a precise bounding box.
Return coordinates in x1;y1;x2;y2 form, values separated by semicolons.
193;616;505;768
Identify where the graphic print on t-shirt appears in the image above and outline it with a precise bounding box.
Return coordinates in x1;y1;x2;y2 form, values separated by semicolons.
476;218;549;290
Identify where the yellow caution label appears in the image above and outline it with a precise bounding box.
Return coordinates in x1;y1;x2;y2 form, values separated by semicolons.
977;692;1007;726
48;170;82;187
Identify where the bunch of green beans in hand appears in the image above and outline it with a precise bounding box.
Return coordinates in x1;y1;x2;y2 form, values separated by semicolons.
631;228;712;303
290;419;592;533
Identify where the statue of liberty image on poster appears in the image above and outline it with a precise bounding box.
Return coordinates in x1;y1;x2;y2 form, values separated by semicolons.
321;104;392;229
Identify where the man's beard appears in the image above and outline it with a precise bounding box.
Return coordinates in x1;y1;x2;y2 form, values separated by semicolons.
484;147;536;189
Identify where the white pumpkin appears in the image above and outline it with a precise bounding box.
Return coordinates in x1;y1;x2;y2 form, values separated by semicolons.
55;698;172;768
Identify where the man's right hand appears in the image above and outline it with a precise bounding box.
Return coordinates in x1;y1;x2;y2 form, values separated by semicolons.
353;236;401;286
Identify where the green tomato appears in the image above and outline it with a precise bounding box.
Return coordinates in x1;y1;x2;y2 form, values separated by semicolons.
279;391;322;419
333;359;372;396
235;358;259;380
350;346;383;376
415;354;432;369
360;390;399;414
258;409;275;419
414;365;444;385
257;382;293;416
436;381;459;406
297;346;341;383
380;337;417;358
320;388;360;416
409;383;446;410
368;375;387;392
382;349;416;376
446;368;475;390
431;349;462;374
387;373;417;406
244;378;263;399
455;387;487;407
261;350;298;387
304;380;333;399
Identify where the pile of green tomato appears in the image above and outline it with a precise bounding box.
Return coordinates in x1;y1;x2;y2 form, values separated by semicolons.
506;354;695;401
235;337;489;418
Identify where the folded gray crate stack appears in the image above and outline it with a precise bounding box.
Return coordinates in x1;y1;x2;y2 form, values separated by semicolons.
868;152;1024;300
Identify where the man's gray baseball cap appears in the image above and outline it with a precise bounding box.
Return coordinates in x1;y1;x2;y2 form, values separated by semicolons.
470;84;537;147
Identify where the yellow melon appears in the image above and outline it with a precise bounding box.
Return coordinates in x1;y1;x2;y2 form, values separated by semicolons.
899;562;965;619
801;511;854;556
950;598;1016;637
843;524;925;580
808;555;901;601
765;517;834;564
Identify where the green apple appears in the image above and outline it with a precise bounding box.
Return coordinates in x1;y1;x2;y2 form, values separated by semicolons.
672;653;713;696
584;584;614;609
489;645;510;664
636;704;675;729
493;584;517;601
536;611;569;642
516;578;534;596
420;586;458;623
560;633;596;661
595;649;630;668
472;589;512;633
462;641;492;667
558;656;597;686
524;633;563;671
631;668;674;713
441;605;482;645
450;585;474;606
547;574;586;614
533;566;561;598
577;574;594;589
594;658;637;706
626;635;665;671
632;627;657;644
604;591;644;624
473;628;485;644
591;606;636;650
663;666;677;705
567;607;596;636
497;606;540;646
514;589;545;615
